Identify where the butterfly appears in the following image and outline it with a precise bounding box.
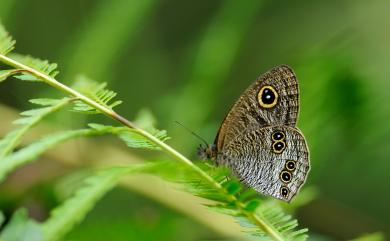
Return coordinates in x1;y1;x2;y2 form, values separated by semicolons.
198;65;310;202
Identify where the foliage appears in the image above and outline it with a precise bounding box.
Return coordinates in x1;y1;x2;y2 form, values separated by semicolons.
41;166;147;241
9;53;59;81
0;209;42;241
0;21;310;241
0;129;93;182
72;75;122;113
0;21;14;55
145;161;308;240
0;98;70;159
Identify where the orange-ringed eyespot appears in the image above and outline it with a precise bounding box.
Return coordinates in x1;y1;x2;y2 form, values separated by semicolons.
258;85;278;108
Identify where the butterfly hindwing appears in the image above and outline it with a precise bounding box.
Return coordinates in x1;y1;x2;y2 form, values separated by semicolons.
217;125;309;202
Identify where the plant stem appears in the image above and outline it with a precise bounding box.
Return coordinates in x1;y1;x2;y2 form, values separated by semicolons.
0;54;219;187
0;97;72;159
0;54;115;116
0;53;285;241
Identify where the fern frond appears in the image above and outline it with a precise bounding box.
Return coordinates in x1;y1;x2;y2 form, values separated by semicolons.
0;130;89;182
0;98;71;159
29;98;66;106
119;109;170;149
87;109;170;150
143;160;308;241
0;127;117;183
72;75;122;113
0;22;308;241
0;22;15;55
42;160;307;241
118;128;169;150
41;165;152;241
88;123;169;150
253;203;308;241
0;69;23;82
0;209;42;241
8;53;59;81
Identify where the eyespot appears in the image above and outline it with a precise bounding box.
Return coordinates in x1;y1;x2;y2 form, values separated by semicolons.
258;85;278;108
285;160;296;171
280;170;292;183
272;131;285;141
272;141;286;154
280;186;289;198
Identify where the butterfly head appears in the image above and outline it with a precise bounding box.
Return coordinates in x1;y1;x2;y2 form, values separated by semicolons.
197;144;217;160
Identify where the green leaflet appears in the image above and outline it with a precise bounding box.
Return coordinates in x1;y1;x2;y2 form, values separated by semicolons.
88;123;169;150
118;129;169;150
41;166;149;241
29;98;65;106
0;121;169;183
0;129;94;182
0;209;43;241
8;53;59;81
253;203;308;241
0;22;15;55
0;98;71;159
87;110;170;149
122;109;170;149
0;69;19;82
72;75;122;114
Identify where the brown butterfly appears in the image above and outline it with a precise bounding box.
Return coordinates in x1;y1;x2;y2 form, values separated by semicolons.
198;65;310;202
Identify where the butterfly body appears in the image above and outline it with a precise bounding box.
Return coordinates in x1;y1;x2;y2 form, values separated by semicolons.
198;65;310;202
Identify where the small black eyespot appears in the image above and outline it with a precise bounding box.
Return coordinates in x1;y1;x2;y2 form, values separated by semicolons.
281;187;289;198
272;141;286;153
262;87;275;105
272;131;285;141
286;160;296;171
280;171;292;183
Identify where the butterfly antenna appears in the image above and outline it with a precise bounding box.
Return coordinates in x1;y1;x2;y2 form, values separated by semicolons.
174;121;209;146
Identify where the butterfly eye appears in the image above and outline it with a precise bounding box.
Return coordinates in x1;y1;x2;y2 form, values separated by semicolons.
280;186;290;198
258;85;279;108
285;160;296;171
280;170;292;183
272;141;286;153
272;131;285;141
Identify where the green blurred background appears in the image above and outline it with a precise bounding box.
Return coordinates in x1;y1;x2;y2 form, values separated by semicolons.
0;0;389;240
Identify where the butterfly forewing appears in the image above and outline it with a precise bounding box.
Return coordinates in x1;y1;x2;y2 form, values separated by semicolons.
215;65;299;151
